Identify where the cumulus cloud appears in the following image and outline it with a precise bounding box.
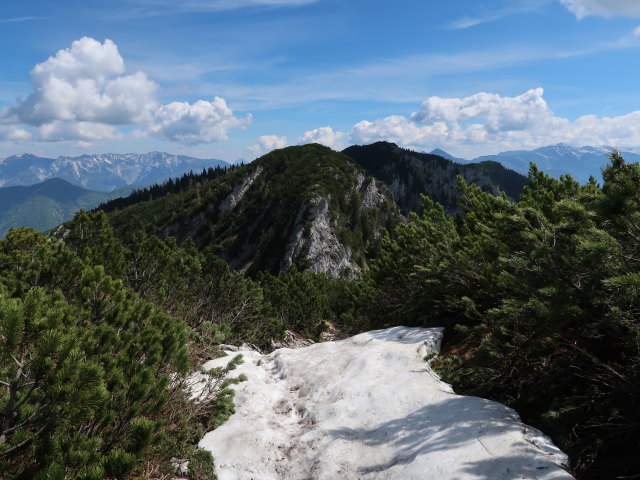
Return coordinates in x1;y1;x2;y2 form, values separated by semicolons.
347;88;640;157
147;98;251;143
5;37;158;128
351;116;453;146
298;126;345;150
0;125;32;141
36;121;120;142
560;0;640;18
412;88;551;133
1;37;249;144
248;135;288;157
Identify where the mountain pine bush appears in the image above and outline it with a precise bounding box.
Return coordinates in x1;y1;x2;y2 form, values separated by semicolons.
368;154;640;478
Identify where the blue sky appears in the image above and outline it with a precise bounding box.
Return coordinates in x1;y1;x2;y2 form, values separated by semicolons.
2;0;640;161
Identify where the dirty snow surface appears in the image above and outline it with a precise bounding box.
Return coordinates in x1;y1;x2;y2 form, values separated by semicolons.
198;327;573;479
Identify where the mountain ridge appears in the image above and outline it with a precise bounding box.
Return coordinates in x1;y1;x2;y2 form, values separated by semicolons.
0;178;129;237
106;144;400;277
434;143;640;183
344;141;528;214
0;151;229;191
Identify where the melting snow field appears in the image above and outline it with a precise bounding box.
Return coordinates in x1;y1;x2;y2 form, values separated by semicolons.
198;327;573;479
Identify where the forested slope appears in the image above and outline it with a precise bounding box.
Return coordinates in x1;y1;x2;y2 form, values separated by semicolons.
104;144;399;277
1;210;352;479
365;154;640;479
343;141;528;214
0;178;126;237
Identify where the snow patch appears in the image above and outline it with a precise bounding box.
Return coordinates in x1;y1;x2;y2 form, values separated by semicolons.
199;327;573;480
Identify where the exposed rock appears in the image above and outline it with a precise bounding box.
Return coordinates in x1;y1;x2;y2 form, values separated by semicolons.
318;321;345;342
219;166;263;212
271;330;315;350
170;457;189;477
354;171;366;191
360;179;386;209
305;196;357;277
281;194;358;277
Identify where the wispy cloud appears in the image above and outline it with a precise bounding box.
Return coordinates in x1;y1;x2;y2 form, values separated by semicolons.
125;0;319;15
0;16;43;24
560;0;640;19
187;43;603;111
448;1;551;30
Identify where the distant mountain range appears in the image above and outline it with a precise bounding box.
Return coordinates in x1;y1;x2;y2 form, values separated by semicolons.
0;152;229;191
430;144;640;184
0;178;131;237
3;142;634;243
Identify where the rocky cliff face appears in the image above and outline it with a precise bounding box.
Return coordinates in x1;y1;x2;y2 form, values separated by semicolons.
281;194;357;277
279;175;387;278
343;142;528;214
219;166;263;212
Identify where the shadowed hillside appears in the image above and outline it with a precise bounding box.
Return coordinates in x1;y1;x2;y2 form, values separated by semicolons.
343;141;528;214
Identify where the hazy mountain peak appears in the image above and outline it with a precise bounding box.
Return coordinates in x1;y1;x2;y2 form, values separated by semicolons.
0;152;229;191
471;144;640;182
429;148;466;162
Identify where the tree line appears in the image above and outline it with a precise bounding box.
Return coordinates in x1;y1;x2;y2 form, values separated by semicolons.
98;165;236;213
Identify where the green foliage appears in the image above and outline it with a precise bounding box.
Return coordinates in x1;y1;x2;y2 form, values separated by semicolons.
2;198;365;478
106;144;398;277
98;165;232;214
343;141;528;215
0;228;189;479
368;157;640;479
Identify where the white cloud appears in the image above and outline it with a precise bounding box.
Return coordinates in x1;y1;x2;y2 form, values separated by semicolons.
350;116;453;147
560;0;640;18
6;37;158;128
412;88;551;133
36;121;120;142
298;127;345;150
347;88;640;158
248;135;288;157
448;2;550;30
147;98;251;144
1;37;250;145
0;125;32;141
